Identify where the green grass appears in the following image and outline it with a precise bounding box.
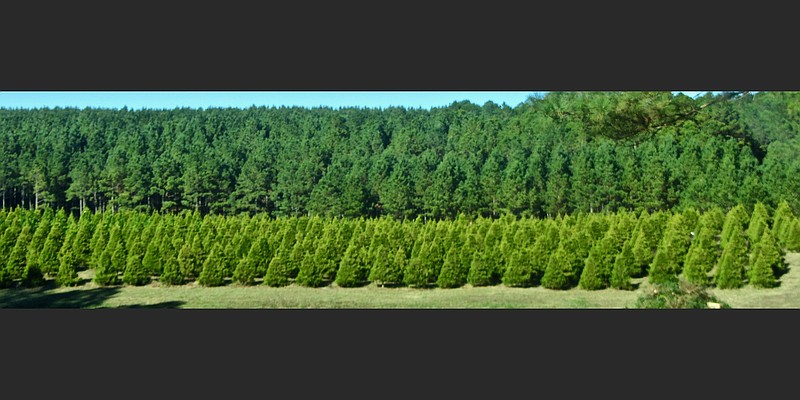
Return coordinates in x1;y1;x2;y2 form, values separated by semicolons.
1;252;797;309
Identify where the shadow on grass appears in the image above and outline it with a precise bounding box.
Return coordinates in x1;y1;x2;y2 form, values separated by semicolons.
0;286;122;308
115;301;186;309
0;285;186;309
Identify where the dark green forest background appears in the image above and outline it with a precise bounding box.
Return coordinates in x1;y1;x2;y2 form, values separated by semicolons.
1;91;799;219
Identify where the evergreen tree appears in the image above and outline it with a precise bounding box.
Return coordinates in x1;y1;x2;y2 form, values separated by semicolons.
198;244;226;287
610;238;635;290
89;218;109;270
771;200;794;246
122;237;150;286
750;202;771;226
578;235;615;290
295;247;325;288
21;256;45;287
55;247;80;287
232;252;259;286
682;221;718;287
313;227;340;284
0;266;11;288
529;222;559;282
142;237;162;276
404;241;437;287
367;245;393;286
747;203;770;249
220;240;238;279
425;238;445;285
757;228;786;277
631;219;655;277
648;242;679;285
160;239;184;285
94;241;118;286
180;235;206;279
0;217;21;262
5;224;32;282
720;205;749;250
714;226;748;289
465;249;494;287
26;216;51;275
542;224;590;290
244;235;273;278
541;245;573;290
333;243;366;288
287;241;305;280
71;212;94;270
110;226;128;280
94;223;123;285
748;231;779;288
705;207;726;236
436;246;466;288
785;219;800;252
502;247;536;288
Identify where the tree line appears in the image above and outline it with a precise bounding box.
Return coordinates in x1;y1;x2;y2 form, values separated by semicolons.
2;202;798;289
1;92;799;219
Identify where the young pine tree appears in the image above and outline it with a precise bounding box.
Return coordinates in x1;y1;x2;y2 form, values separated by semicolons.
26;216;51;272
610;238;636;290
541;246;573;290
748;229;783;286
436;245;468;288
367;245;393;287
198;244;226;287
89;219;109;270
714;226;748;289
784;219;800;252
55;247;81;287
232;254;259;286
122;237;151;286
70;213;94;271
404;242;436;288
141;237;163;276
771;200;794;246
756;228;786;277
159;240;185;286
178;236;205;280
502;247;536;288
747;233;778;289
0;217;22;262
682;225;717;287
110;228;128;280
94;242;119;286
333;236;366;286
295;246;326;288
542;225;588;290
529;222;559;282
648;243;679;285
5;224;33;282
578;235;616;290
720;205;749;250
38;218;64;277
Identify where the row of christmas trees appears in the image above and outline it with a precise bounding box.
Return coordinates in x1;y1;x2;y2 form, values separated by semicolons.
1;201;798;290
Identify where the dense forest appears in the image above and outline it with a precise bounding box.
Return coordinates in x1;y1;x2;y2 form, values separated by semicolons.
2;91;799;219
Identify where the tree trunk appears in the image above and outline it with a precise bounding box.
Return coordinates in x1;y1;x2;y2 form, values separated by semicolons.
35;191;39;210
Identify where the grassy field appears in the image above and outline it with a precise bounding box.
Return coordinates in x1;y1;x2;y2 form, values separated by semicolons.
1;253;797;309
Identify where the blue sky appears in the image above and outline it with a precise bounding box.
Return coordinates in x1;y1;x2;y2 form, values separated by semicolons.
0;91;543;110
